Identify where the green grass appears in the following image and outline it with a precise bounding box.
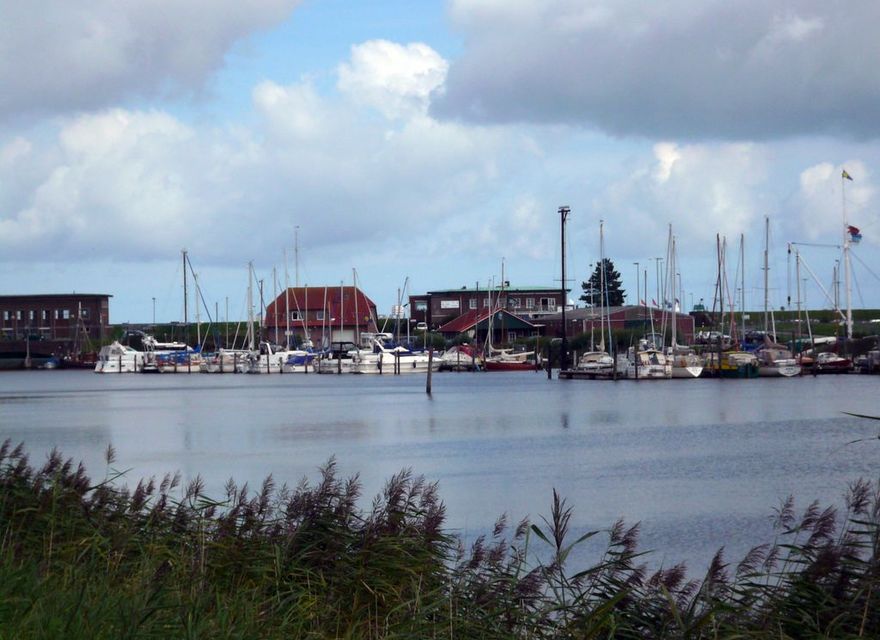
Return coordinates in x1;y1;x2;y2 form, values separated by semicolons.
1;440;879;638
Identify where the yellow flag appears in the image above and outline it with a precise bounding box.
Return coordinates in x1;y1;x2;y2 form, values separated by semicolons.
842;169;854;181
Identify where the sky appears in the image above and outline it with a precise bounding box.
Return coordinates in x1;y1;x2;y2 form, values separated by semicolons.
1;0;879;324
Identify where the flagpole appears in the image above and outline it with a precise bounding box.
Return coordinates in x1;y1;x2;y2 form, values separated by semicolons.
842;169;853;341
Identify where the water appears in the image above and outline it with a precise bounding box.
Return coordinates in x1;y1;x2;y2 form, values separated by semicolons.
1;370;878;572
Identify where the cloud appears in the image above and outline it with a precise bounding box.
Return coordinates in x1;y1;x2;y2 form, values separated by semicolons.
434;0;880;140
0;0;300;120
0;40;509;274
337;40;448;119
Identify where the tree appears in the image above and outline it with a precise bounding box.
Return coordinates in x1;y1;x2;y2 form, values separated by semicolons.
580;258;626;307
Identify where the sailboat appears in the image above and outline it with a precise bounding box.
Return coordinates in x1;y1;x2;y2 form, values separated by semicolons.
562;220;616;379
665;230;703;378
755;217;801;377
483;264;538;371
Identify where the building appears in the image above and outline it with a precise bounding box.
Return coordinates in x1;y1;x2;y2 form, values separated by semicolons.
264;286;378;347
409;286;565;330
436;308;540;344
0;294;111;342
541;305;696;344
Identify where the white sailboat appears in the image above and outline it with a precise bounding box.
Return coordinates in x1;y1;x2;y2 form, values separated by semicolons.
665;232;702;378
756;217;800;377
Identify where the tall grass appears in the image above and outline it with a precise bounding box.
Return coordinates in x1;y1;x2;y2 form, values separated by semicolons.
1;439;878;638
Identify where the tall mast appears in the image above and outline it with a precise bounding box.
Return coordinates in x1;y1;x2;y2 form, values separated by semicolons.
841;170;853;340
182;249;188;344
284;249;290;349
294;226;300;288
599;220;604;349
247;261;255;350
670;235;677;348
763;216;769;335
353;268;360;346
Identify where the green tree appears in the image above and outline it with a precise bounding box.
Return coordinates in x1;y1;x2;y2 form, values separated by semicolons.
580;258;626;307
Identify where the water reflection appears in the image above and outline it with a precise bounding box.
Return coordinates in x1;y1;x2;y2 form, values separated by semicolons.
0;370;878;572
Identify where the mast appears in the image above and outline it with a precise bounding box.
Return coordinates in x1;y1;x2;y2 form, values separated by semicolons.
182;249;188;344
670;235;677;348
763;217;769;335
841;169;853;341
294;226;300;288
246;262;255;350
599;220;605;352
284;249;291;349
353;268;359;347
559;206;570;371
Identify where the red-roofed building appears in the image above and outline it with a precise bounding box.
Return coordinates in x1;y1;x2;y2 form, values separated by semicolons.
437;308;539;344
264;286;378;347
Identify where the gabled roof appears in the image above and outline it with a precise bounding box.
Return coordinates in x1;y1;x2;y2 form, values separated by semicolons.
438;308;538;333
265;286;377;328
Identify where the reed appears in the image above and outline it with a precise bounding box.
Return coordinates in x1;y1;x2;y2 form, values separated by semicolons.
1;439;878;638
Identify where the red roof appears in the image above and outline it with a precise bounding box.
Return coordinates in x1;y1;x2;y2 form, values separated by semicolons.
264;286;377;329
437;308;536;333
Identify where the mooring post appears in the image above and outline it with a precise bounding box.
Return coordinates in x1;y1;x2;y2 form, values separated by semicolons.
426;349;433;394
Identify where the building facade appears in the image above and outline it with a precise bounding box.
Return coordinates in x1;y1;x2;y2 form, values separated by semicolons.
541;305;696;344
264;286;379;347
409;286;565;330
0;294;111;341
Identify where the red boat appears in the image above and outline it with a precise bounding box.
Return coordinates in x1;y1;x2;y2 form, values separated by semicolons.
813;352;853;374
483;359;538;372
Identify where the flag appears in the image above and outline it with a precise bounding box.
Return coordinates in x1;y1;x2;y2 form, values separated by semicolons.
640;299;646;306
842;169;854;181
651;298;657;307
848;225;862;243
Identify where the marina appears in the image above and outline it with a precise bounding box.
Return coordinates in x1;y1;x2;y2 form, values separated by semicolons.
1;368;877;572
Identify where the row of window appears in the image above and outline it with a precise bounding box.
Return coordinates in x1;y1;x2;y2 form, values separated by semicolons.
1;308;89;322
464;297;556;310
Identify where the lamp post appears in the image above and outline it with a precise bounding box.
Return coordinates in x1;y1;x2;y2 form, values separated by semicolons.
559;205;571;371
633;262;640;309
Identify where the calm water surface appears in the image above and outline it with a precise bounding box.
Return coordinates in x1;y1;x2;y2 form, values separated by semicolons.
1;370;878;572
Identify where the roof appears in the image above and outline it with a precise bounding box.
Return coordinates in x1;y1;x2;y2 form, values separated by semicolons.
264;286;377;328
0;293;112;300
423;286;563;295
438;308;538;333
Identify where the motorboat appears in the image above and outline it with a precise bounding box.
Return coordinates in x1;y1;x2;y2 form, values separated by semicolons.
94;342;145;373
814;351;852;374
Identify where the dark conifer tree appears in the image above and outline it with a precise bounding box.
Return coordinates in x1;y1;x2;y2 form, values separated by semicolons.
580;258;626;307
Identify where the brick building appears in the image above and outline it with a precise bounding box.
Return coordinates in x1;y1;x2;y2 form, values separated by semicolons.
264;286;378;347
0;294;111;341
409;286;565;330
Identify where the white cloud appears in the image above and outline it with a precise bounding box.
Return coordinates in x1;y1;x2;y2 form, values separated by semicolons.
0;0;300;119
436;0;880;140
337;40;448;119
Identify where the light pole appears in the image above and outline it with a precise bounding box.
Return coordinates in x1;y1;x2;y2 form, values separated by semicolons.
559;205;571;371
152;297;156;325
633;262;640;308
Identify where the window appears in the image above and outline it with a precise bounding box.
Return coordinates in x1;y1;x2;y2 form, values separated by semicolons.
316;311;325;321
15;310;22;320
509;298;521;309
483;298;491;308
42;310;49;321
80;308;89;319
539;297;556;311
289;311;302;321
415;301;428;312
469;299;477;310
2;311;8;321
526;298;535;309
28;310;35;321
